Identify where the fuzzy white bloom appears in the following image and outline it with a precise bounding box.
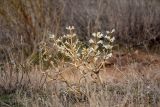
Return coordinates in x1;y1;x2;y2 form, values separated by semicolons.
96;50;101;55
107;53;112;58
56;39;61;43
49;34;55;39
103;45;113;49
105;53;112;59
97;40;103;44
66;34;72;38
110;37;115;42
92;32;103;38
63;35;67;38
72;33;76;37
111;29;115;33
89;47;94;52
65;41;70;45
65;33;76;38
106;31;110;34
97;33;103;38
104;35;111;40
92;33;96;37
97;32;101;35
66;26;75;30
105;35;115;42
89;39;94;43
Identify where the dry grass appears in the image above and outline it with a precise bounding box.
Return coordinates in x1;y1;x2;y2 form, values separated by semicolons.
0;50;160;107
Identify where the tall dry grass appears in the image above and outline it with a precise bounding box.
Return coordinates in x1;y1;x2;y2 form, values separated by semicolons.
0;63;160;107
0;0;160;52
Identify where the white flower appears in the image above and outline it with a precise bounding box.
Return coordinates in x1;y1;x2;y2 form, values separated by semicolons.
103;45;113;49
107;53;112;57
97;32;101;35
71;26;75;29
92;33;96;37
65;41;70;45
106;31;110;34
89;47;94;51
97;33;103;38
97;40;103;44
105;35;115;42
96;50;101;55
56;39;61;43
66;26;75;30
105;53;113;59
49;34;55;39
92;32;103;38
72;33;76;37
111;29;115;33
66;34;70;38
110;37;115;42
63;35;67;38
104;35;111;40
89;39;94;43
65;33;76;38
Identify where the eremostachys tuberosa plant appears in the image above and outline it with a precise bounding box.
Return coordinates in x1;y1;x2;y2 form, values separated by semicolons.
32;26;115;86
47;26;115;80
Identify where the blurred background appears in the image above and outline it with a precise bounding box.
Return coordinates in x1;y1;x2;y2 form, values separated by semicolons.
0;0;160;62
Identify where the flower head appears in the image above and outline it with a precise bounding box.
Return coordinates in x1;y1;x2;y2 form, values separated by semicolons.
89;39;94;44
92;33;96;37
110;37;115;42
97;40;103;44
49;34;55;39
111;29;115;33
107;53;112;58
103;45;113;49
104;35;111;40
66;26;75;30
105;35;115;42
106;31;110;34
97;33;103;38
92;32;103;38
